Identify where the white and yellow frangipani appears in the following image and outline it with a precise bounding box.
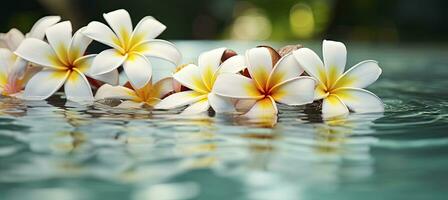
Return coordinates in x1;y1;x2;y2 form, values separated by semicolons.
0;16;61;96
95;78;173;108
15;21;117;101
83;9;181;89
155;48;247;114
292;40;384;118
213;47;316;118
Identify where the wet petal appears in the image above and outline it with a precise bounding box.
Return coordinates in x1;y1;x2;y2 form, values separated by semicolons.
131;16;166;43
155;90;206;109
243;97;277;118
246;47;273;92
323;40;346;81
198;47;226;89
95;84;135;100
116;100;145;108
334;88;384;113
103;9;133;45
89;49;127;75
15;38;65;69
267;53;304;89
322;94;349;118
64;70;93;102
27;16;61;39
213;73;264;99
45;21;72;65
181;99;210;115
270;77;316;106
149;77;174;99
208;92;236;113
68;27;92;63
134;39;181;65
334;60;382;89
23;69;69;100
172;64;208;93
123;53;152;89
292;48;326;84
218;54;246;74
83;21;123;51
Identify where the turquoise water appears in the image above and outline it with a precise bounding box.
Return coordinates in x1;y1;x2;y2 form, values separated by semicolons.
1;41;447;200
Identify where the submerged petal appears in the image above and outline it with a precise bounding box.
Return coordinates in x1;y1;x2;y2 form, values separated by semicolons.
155;90;206;109
64;70;93;102
243;97;277;118
333;87;384;113
270;77;316;106
213;73;264;99
23;69;69;100
123;53;152;89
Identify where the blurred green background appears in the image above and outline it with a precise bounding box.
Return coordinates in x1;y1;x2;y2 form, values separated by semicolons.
1;0;447;43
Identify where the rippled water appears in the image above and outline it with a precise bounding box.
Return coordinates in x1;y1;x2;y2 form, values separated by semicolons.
1;41;447;200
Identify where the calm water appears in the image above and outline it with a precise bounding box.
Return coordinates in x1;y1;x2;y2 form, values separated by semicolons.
1;41;447;200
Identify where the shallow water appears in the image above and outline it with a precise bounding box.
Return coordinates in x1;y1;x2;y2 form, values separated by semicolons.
1;41;447;200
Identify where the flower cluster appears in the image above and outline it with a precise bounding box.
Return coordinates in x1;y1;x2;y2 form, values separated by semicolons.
0;9;384;119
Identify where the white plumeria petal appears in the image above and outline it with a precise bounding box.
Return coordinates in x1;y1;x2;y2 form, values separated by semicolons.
116;100;145;108
91;70;119;85
334;60;382;89
322;94;349;118
95;84;135;100
208;92;235;113
1;28;25;51
334;88;384;113
267;53;304;89
83;21;123;51
15;38;65;69
217;55;246;74
131;16;166;42
323;40;346;80
213;73;264;99
64;70;93;102
155;90;206;109
292;48;325;84
68;27;92;63
198;47;226;89
103;9;133;45
235;99;257;113
172;64;209;93
134;39;181;65
89;49;127;75
181;99;210;115
28;16;61;39
23;69;69;100
243;97;277;118
0;48;15;74
246;47;273;91
123;52;152;89
45;21;72;65
150;77;174;99
270;77;316;106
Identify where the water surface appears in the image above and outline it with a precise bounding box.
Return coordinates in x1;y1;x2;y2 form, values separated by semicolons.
1;41;447;200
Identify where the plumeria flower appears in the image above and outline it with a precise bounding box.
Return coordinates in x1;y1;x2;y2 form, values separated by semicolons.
15;21;117;101
293;40;384;118
155;48;247;114
213;47;316;118
83;9;181;89
0;16;61;96
95;78;173;108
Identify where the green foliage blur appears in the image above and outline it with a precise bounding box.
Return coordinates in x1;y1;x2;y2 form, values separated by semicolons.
1;0;447;43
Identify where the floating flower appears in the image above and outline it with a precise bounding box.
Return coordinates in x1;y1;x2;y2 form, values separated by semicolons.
83;9;181;89
15;21;117;101
0;16;61;96
155;48;246;114
213;47;316;118
95;78;173;108
292;40;384;118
